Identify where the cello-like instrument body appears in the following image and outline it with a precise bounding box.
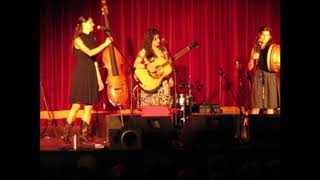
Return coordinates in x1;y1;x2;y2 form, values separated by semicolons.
101;0;128;107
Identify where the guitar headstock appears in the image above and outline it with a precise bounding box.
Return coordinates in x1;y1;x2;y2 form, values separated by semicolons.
189;42;199;49
101;0;108;16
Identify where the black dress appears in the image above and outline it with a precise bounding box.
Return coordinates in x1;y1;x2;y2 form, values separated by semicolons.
70;33;99;105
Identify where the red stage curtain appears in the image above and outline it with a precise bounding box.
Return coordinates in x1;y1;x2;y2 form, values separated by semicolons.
40;0;280;111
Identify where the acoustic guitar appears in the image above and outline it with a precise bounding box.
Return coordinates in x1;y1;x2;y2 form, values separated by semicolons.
135;42;199;92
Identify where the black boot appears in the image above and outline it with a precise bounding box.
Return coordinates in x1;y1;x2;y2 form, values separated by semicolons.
80;121;91;143
61;122;72;144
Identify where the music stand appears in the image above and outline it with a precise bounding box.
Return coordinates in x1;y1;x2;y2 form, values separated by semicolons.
40;81;59;139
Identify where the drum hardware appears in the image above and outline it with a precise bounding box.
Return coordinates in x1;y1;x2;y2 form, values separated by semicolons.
175;74;195;127
175;93;194;107
178;83;192;89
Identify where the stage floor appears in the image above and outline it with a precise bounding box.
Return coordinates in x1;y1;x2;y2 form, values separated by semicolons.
40;112;280;151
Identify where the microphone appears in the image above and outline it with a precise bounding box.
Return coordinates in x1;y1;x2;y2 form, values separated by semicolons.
161;38;171;57
97;25;111;32
257;40;262;50
218;67;223;76
161;38;168;48
236;60;240;69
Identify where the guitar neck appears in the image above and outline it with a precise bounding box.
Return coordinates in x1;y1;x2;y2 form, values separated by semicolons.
160;45;194;68
172;47;192;60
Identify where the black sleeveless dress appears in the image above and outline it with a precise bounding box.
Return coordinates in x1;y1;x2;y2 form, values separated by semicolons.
70;33;99;105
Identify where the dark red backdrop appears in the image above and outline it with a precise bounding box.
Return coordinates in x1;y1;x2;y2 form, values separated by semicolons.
40;0;280;111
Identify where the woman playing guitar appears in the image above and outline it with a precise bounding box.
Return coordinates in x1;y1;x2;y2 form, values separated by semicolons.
134;28;174;108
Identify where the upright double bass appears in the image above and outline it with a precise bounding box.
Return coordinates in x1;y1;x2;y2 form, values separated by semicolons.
101;0;128;107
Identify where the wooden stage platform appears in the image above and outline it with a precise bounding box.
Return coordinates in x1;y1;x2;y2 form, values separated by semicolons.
40;108;280;151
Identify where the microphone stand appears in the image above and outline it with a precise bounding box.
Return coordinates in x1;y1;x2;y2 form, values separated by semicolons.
129;64;135;115
219;67;243;142
255;41;265;114
187;74;193;118
218;68;223;107
235;61;244;142
40;81;58;139
173;63;178;128
161;40;184;148
161;39;179;128
172;60;184;148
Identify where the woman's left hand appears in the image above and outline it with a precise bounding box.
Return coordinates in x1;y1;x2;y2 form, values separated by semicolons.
98;80;104;91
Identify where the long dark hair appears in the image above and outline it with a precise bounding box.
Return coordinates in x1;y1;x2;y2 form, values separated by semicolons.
144;28;159;59
71;16;91;52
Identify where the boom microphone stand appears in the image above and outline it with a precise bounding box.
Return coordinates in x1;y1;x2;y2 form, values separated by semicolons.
171;59;185;148
235;61;245;141
161;39;179;128
218;68;223;107
162;39;183;148
187;74;193;119
219;66;244;142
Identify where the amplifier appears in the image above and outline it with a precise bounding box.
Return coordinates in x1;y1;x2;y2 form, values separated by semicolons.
199;104;222;113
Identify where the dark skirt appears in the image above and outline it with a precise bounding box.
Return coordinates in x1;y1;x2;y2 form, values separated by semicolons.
70;61;99;105
250;69;280;109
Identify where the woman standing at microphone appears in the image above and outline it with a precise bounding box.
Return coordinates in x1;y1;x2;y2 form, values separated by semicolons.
61;16;113;144
247;26;280;114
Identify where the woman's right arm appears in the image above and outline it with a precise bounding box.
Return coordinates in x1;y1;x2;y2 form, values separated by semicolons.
74;37;112;57
248;48;259;71
134;49;146;69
